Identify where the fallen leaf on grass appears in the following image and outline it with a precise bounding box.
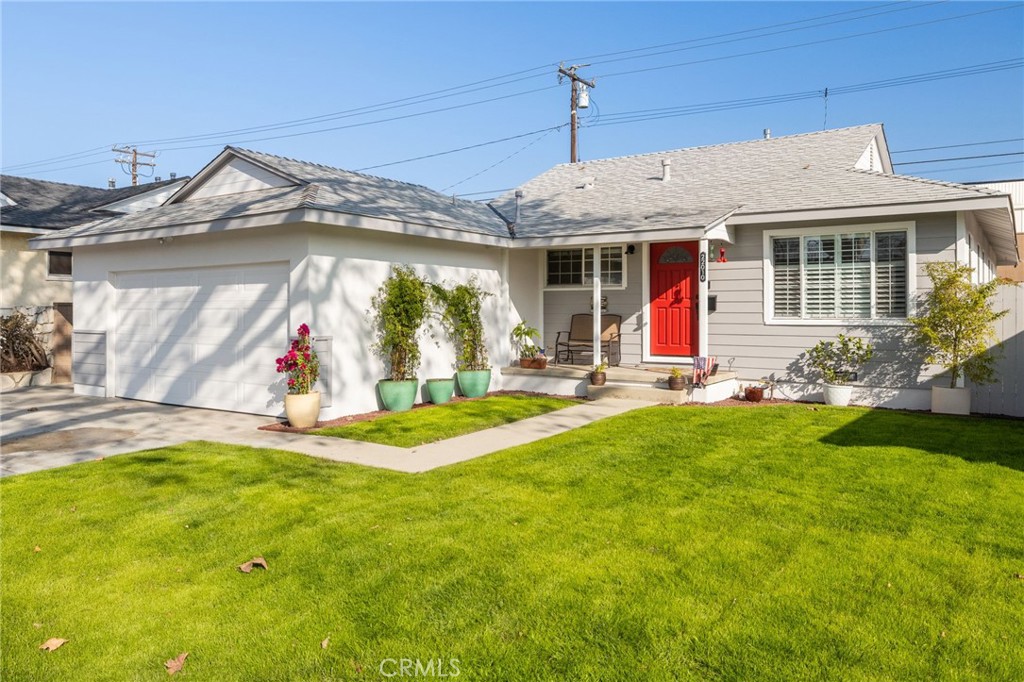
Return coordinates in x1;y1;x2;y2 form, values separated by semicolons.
321;637;330;649
39;638;67;652
33;546;41;553
807;407;818;411
165;652;188;675
238;556;269;573
1014;573;1024;580
32;623;42;629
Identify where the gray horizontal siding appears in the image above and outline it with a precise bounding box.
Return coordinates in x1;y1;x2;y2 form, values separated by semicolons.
970;286;1023;417
708;213;957;389
73;330;106;387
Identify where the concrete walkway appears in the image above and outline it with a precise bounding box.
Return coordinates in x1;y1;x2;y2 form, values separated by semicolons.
1;385;655;477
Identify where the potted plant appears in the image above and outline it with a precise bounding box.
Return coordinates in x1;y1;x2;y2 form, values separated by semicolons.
910;262;1010;415
591;358;608;386
276;323;321;428
743;383;764;403
432;277;492;398
426;377;455;405
511;321;547;369
667;366;686;391
805;334;874;406
370;265;430;411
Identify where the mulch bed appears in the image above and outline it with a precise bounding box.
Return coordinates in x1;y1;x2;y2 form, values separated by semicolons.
259;390;586;433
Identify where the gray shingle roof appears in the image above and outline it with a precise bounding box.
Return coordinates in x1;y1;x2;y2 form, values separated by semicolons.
231;148;510;238
0;175;186;230
38;147;511;242
492;124;1003;238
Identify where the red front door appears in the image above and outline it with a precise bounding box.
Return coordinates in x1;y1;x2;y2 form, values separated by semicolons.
650;241;698;356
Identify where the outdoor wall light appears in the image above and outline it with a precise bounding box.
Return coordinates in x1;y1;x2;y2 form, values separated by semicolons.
625;244;636;255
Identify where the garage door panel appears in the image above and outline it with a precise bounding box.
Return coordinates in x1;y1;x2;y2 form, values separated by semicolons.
116;262;289;415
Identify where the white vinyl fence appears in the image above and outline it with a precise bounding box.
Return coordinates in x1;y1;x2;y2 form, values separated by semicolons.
970;285;1024;417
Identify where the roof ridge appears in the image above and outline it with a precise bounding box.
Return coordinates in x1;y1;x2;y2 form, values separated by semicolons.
848;168;1004;196
542;123;884;170
228;146;488;210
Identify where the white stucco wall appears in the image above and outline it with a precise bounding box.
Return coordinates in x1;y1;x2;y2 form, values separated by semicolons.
1;230;72;309
71;223;519;420
308;226;513;418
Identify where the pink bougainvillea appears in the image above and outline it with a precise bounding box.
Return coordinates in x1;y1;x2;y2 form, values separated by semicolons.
276;324;320;394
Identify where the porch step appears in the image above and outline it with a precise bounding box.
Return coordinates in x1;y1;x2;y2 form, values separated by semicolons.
588;383;692;404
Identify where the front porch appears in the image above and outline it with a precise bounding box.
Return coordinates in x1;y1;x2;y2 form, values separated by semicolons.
502;363;738;404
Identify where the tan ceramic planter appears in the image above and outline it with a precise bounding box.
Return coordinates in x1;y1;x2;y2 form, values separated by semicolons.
285;391;321;428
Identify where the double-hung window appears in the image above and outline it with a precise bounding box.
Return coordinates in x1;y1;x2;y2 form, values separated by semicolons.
767;223;912;322
546;246;625;288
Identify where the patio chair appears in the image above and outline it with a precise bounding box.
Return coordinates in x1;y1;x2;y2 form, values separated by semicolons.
554;313;621;366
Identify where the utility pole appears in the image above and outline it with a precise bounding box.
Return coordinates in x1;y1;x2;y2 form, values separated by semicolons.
112;145;157;186
558;63;596;164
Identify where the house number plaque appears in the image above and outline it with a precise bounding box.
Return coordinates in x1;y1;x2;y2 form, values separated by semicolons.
699;252;707;282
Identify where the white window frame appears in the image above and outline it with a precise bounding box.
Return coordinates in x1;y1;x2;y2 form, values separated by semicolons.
46;250;73;281
543;244;627;291
762;221;916;326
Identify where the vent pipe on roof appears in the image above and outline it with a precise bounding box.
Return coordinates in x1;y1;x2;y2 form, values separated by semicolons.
661;158;672;182
169;172;177;180
154;176;162;182
514;189;523;226
763;128;771;139
108;178;116;189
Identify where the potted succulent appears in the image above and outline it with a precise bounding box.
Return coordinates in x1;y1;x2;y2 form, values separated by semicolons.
276;323;321;428
512;321;547;369
805;334;874;406
370;265;430;411
591;358;608;386
425;377;455;405
667;366;686;391
432;277;492;398
911;262;1011;415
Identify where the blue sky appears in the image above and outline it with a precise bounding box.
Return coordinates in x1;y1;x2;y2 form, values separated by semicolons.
2;1;1022;197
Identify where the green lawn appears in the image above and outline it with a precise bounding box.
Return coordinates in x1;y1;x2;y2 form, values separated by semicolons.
2;405;1023;681
312;395;579;447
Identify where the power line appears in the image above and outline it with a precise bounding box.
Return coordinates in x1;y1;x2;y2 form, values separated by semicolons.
892;137;1024;154
893;151;1024;166
441;128;560;193
584;59;1022;128
908;160;1024;174
595;4;1019;80
355;124;566;172
0;0;967;173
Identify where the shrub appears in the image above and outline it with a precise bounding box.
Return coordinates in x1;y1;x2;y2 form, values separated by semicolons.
431;277;491;371
371;265;430;381
806;334;873;385
0;312;49;373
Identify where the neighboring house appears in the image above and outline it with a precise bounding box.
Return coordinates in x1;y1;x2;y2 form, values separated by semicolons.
29;124;1018;418
965;179;1023;281
1;175;188;385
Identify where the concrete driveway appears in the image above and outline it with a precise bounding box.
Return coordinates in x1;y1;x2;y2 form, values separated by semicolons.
1;386;655;477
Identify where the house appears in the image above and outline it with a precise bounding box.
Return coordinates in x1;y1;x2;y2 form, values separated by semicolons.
965;179;1023;281
2;175;188;387
29;124;1019;417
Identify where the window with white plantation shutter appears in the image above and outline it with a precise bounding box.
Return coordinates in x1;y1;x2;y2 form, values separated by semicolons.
772;237;800;317
768;226;910;322
875;231;907;317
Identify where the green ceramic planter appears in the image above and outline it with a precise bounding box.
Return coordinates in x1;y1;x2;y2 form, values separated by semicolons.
426;378;455;405
457;369;491;398
378;379;418;412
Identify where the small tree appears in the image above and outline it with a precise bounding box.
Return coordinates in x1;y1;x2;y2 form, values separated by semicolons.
370;265;430;381
431;277;491;371
911;261;1010;388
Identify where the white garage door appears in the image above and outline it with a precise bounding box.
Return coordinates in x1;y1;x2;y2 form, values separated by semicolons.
115;263;289;415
